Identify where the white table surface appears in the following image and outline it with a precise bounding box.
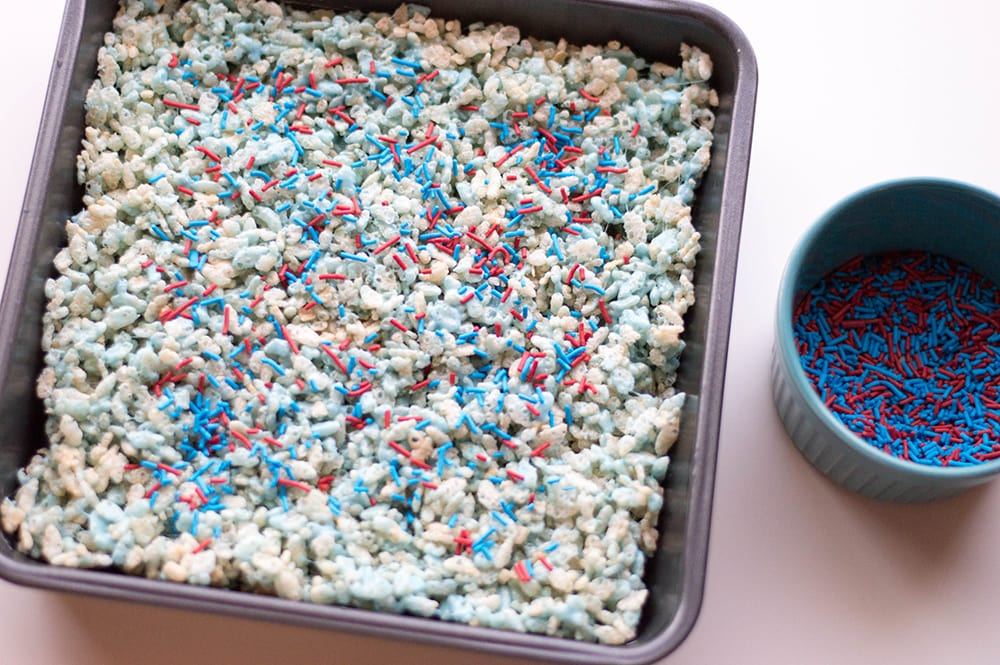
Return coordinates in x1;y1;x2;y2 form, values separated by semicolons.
2;1;1000;663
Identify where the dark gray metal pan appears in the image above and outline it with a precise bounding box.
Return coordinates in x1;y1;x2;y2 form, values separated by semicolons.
0;1;756;662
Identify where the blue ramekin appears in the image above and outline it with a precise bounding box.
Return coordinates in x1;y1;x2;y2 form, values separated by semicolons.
772;178;1000;502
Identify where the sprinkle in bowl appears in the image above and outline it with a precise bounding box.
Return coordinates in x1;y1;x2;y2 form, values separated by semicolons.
772;178;1000;502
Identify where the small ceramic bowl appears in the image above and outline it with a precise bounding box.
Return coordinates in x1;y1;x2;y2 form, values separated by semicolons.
772;178;1000;502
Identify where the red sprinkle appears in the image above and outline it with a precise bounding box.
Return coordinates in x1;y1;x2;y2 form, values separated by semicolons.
405;134;439;154
388;441;411;458
164;280;188;292
194;146;222;163
494;143;524;167
319;345;349;374
229;430;252;448
524;165;552;194
453;529;473;554
598;299;612;323
192;538;212;554
374;235;401;254
530;441;551;457
156;462;182;477
163;98;200;111
277;478;311;492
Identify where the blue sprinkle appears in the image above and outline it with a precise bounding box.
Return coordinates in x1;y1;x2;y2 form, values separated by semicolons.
391;56;422;69
261;357;286;376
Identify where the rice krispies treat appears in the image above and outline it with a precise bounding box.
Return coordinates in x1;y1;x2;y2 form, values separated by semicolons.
1;0;715;645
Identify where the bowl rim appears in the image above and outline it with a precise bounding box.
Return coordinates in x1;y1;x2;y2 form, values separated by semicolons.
776;177;1000;481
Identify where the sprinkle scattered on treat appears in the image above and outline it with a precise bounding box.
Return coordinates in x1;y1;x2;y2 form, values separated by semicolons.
1;0;717;645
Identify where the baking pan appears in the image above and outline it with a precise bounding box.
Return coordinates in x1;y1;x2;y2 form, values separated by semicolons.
0;1;756;663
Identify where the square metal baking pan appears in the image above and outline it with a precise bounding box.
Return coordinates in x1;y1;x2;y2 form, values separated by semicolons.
0;0;756;662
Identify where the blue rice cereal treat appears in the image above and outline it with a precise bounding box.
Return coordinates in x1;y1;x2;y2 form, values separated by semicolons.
1;0;716;645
